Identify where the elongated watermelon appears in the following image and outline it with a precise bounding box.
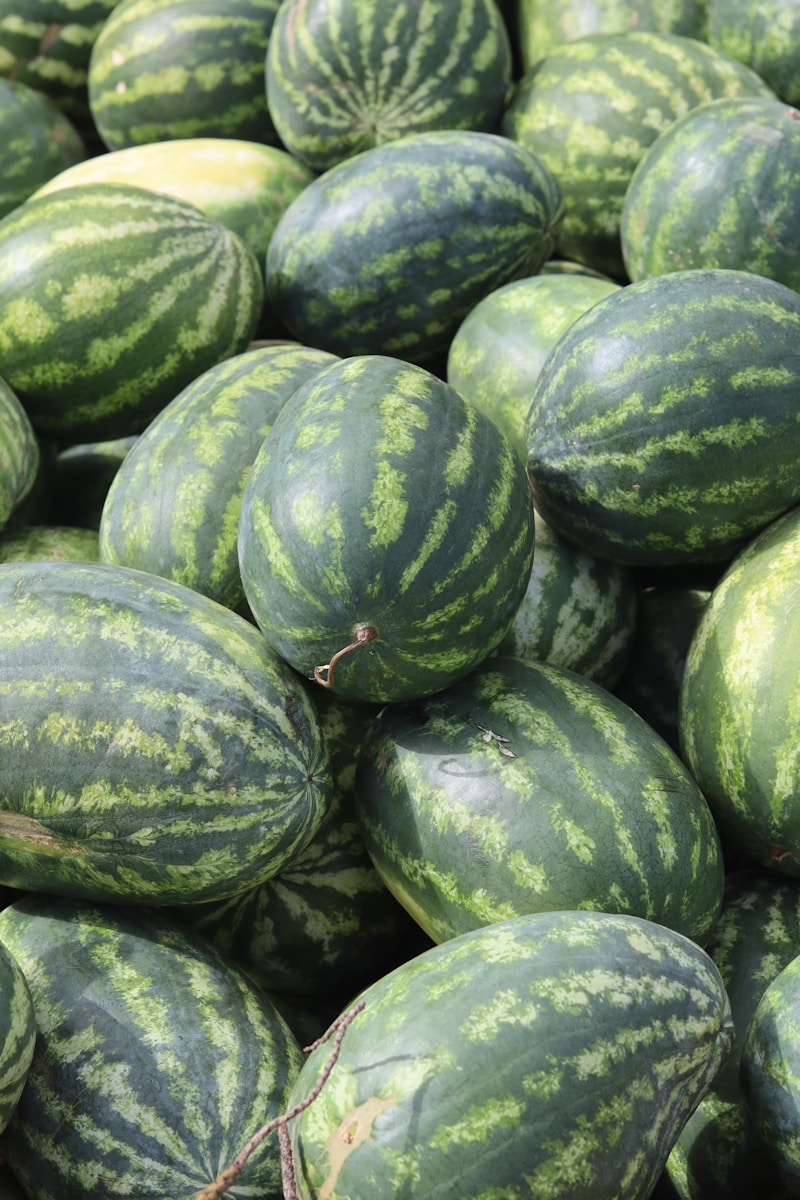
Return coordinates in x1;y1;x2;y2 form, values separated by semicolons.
0;78;86;219
87;0;282;149
286;909;734;1200
265;0;513;173
99;342;337;614
238;353;535;703
355;654;724;946
0;182;264;442
525;268;800;567
265;129;563;365
0;559;332;905
0;894;304;1198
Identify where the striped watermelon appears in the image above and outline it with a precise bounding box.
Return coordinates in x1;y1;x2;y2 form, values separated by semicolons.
287;908;734;1200
238;354;535;704
679;502;800;875
355;654;724;947
265;129;563;365
0;524;99;563
0;377;39;534
0;78;86;219
525;268;800;567
447;271;621;461
0;559;332;905
621;96;800;291
99;342;337;615
0;0;117;126
0;937;35;1137
87;0;281;150
31;136;315;272
502;30;775;278
667;868;800;1200
265;0;513;173
0;894;304;1198
0;182;263;443
708;0;800;106
495;507;637;688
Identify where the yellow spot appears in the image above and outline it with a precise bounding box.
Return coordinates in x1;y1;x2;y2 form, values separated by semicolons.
319;1094;396;1200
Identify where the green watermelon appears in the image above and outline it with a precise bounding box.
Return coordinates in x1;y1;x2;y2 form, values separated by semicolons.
502;30;774;278
0;182;263;443
0;559;332;905
265;129;563;366
87;0;282;150
679;502;800;874
0;937;35;1137
99;342;337;615
495;507;637;688
355;654;724;947
0;376;39;534
622;96;800;289
525;268;800;567
0;894;304;1198
0;78;86;219
447;271;621;461
286;909;734;1200
51;435;136;530
666;868;800;1200
238;354;535;704
0;0;117;125
0;523;99;563
265;0;513;173
708;0;800;106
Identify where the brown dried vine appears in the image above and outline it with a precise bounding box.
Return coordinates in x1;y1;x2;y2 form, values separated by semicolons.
313;625;377;688
194;998;366;1200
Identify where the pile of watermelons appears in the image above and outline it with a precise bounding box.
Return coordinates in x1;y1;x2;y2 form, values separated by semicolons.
0;0;799;1196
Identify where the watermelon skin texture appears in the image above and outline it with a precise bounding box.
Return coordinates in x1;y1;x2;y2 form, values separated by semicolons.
265;129;563;366
679;503;800;875
525;268;800;567
708;0;800;106
502;30;775;278
0;524;100;564
0;377;39;534
0;559;333;906
87;0;282;150
0;78;87;219
288;908;734;1200
622;96;800;291
99;342;337;615
265;0;513;173
238;354;535;704
0;894;304;1199
0;937;35;1137
355;654;724;948
0;182;263;443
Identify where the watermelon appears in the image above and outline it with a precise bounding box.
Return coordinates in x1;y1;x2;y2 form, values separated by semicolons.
87;0;282;151
238;353;535;704
0;182;264;443
666;868;800;1200
0;0;117;126
264;129;563;366
512;0;709;73
447;271;621;461
0;559;332;905
99;342;338;615
0;78;86;219
31;136;315;273
495;507;637;688
525;268;800;567
265;0;513;173
0;376;39;534
502;30;775;278
0;894;304;1198
0;937;35;1137
621;96;800;290
286;908;734;1200
740;950;800;1189
0;523;99;563
679;502;800;875
708;0;800;106
51;435;136;530
354;654;724;947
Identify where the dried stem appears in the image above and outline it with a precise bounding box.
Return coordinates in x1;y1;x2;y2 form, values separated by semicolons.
313;625;377;688
193;999;366;1200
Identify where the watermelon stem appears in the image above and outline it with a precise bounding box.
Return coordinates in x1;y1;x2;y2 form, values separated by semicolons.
192;998;366;1200
313;625;378;688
